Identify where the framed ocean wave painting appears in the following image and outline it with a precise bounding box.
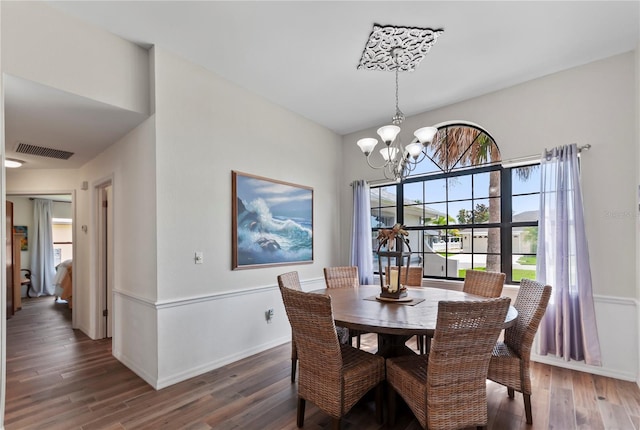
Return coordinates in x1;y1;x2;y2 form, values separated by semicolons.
232;171;313;269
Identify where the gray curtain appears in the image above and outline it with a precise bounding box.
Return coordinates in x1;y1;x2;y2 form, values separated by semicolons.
536;144;601;366
30;199;56;296
350;180;374;284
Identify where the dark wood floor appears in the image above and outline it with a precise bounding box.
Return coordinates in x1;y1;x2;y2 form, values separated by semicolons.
5;297;640;429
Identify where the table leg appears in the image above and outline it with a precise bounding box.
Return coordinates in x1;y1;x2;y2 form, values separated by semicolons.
376;333;417;357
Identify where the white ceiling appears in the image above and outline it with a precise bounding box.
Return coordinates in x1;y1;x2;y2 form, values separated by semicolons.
5;1;639;169
4;75;148;169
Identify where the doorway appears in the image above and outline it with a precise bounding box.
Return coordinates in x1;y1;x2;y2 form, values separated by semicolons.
6;194;74;305
96;182;113;339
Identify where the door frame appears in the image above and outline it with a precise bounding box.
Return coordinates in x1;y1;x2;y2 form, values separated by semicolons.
95;179;113;339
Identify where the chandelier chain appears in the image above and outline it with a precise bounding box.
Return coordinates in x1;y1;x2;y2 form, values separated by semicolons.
393;51;405;126
356;37;440;182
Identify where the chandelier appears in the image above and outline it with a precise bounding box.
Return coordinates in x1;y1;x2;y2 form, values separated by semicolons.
356;24;444;182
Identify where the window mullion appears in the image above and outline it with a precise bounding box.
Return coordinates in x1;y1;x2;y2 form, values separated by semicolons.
501;166;512;283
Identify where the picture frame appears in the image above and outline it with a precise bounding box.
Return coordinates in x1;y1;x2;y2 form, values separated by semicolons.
232;171;313;270
13;226;28;251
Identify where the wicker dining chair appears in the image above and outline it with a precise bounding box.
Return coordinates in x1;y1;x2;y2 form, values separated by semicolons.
277;271;303;383
324;266;359;288
487;279;552;425
384;266;423;288
278;271;350;383
323;266;366;348
386;296;511;430
463;269;506;298
279;282;385;430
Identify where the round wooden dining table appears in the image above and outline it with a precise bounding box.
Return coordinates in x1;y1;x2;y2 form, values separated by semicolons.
312;284;518;357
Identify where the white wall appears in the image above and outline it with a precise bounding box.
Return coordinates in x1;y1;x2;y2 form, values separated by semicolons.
342;52;639;380
77;117;158;381
0;4;6;424
1;1;150;115
151;47;343;387
635;38;640;386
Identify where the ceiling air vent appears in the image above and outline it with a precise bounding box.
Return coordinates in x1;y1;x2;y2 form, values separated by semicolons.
15;143;74;160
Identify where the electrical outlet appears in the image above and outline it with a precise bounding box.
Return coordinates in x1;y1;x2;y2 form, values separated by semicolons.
265;308;274;323
194;251;204;264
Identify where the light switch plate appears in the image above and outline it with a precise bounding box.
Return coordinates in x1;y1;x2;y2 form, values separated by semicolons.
195;251;204;264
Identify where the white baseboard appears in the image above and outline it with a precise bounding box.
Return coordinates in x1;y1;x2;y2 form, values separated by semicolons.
113;347;159;389
532;353;636;382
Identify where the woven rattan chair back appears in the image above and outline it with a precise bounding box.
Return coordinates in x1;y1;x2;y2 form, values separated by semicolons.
324;266;359;289
385;266;423;287
505;279;552;361
277;271;302;292
323;266;368;349
488;279;551;424
425;297;511;429
463;269;506;298
279;285;342;385
277;271;302;383
278;283;385;428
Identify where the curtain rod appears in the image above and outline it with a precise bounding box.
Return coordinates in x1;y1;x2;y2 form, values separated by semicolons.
354;144;592;186
504;143;591;168
544;143;591;159
29;197;71;204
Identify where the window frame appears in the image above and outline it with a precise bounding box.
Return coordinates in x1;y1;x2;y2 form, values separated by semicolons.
370;163;540;285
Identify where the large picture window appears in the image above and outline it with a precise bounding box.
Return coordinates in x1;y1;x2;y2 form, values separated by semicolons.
369;123;539;284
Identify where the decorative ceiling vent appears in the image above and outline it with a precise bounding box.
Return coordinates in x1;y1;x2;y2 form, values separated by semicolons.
15;143;74;160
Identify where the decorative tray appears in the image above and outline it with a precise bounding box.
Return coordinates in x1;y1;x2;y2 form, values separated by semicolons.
375;294;413;303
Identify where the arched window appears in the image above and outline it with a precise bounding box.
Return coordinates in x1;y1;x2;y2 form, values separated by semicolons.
370;122;539;283
408;122;501;176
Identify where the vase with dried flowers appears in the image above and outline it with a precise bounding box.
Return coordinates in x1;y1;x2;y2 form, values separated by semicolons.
376;223;412;299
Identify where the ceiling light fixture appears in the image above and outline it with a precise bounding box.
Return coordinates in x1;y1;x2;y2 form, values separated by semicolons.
356;24;443;182
4;158;24;168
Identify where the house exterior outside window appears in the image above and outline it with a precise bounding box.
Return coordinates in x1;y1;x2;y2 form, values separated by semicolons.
369;122;539;283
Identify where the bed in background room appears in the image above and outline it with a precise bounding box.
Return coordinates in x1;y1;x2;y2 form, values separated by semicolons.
54;259;73;308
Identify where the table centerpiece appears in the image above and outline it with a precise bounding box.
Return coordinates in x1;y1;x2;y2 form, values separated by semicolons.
376;223;413;300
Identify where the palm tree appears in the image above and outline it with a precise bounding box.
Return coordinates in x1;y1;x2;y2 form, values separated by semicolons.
424;215;459;249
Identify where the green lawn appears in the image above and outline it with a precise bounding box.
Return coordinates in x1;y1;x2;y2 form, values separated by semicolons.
512;269;536;282
458;268;485;277
459;267;536;282
517;255;537;265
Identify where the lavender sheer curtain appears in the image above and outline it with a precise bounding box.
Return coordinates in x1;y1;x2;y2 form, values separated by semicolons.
30;199;56;296
350;180;374;284
536;144;601;366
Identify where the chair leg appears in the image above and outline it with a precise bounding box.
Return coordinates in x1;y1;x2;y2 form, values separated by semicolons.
375;383;384;423
523;393;533;424
291;359;297;383
296;397;305;428
331;417;341;430
356;334;361;349
417;335;423;353
507;387;515;398
388;384;397;426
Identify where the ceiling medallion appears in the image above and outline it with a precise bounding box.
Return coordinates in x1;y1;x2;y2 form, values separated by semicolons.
356;23;444;182
357;24;444;72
